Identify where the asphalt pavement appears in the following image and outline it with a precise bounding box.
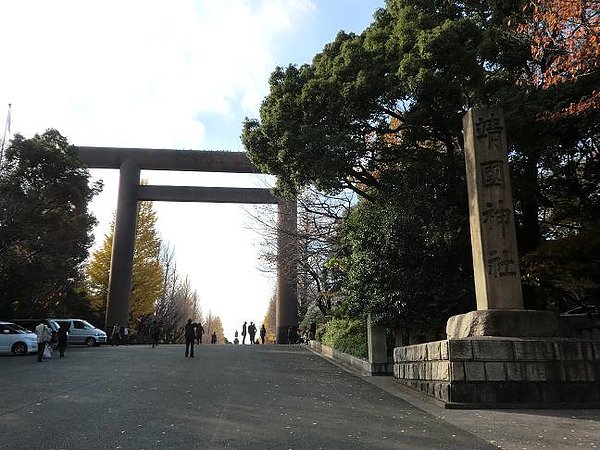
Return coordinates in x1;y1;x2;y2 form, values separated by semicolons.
0;344;597;449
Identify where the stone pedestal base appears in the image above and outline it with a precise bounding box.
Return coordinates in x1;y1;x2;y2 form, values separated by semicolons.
446;310;572;339
393;337;600;407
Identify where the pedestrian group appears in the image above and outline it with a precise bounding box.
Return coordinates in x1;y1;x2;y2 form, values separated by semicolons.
34;315;272;363
35;320;71;362
239;321;267;345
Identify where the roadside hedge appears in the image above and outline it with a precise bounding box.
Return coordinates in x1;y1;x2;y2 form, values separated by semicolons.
320;318;367;359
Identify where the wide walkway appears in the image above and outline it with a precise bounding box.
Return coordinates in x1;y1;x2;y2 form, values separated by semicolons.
0;344;597;449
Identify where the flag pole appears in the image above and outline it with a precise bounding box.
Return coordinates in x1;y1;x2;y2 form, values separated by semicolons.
0;103;12;164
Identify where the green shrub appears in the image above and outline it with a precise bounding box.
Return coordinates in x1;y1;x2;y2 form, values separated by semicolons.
320;318;367;359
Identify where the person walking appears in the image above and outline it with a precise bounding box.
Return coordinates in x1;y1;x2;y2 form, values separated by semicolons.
248;322;257;345
184;319;195;357
302;329;309;345
287;327;295;345
150;320;160;348
211;332;217;344
241;321;247;345
35;320;50;363
111;323;120;346
260;324;267;344
309;321;317;341
57;322;69;358
195;322;205;345
122;325;129;345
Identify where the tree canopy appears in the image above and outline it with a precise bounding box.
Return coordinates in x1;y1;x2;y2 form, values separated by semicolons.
0;130;100;318
243;0;599;330
517;0;599;117
242;0;527;201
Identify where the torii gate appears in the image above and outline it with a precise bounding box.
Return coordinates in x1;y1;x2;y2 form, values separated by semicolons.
77;146;297;344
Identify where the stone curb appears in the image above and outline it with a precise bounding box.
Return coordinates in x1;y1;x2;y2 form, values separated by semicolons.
308;340;393;376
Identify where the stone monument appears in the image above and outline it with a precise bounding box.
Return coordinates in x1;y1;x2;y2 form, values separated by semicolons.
447;107;566;338
464;108;522;310
392;108;600;407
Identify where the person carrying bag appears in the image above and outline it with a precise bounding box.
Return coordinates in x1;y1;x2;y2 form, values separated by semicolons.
36;321;52;361
42;324;52;359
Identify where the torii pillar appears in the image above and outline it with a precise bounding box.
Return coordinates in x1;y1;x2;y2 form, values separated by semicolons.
276;198;298;343
105;159;140;330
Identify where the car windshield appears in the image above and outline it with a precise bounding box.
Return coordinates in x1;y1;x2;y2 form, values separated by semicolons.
82;320;95;329
6;323;30;334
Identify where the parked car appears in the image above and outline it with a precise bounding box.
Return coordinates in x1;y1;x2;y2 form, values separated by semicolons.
0;321;38;356
49;318;107;347
11;318;60;347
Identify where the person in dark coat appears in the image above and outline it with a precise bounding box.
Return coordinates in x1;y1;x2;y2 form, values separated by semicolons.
260;324;267;344
241;321;247;345
184;319;195;357
287;327;298;344
150;320;160;348
111;323;120;346
248;322;257;344
211;332;217;344
57;322;69;358
195;322;205;345
309;321;317;341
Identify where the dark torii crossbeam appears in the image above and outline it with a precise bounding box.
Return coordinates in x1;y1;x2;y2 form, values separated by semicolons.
77;146;298;344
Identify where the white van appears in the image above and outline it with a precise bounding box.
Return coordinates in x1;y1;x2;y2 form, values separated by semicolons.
50;318;107;347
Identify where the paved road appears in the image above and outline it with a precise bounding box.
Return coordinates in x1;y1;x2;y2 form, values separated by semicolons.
366;376;600;449
3;345;600;449
0;344;495;449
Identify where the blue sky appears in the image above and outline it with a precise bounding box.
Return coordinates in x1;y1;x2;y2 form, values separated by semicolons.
0;0;385;338
199;0;386;151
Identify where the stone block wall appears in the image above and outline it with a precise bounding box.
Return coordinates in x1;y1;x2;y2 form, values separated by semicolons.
394;338;600;406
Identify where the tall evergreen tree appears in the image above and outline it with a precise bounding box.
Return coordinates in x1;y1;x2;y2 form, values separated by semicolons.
0;130;100;318
243;0;599;328
242;0;506;327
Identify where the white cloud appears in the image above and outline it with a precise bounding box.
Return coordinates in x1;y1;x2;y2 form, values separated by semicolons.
0;0;318;338
0;0;315;148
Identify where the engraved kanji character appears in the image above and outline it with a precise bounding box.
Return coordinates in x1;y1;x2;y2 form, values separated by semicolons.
481;200;512;238
475;112;504;153
487;129;503;152
475;116;488;139
487;249;517;278
480;161;504;187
